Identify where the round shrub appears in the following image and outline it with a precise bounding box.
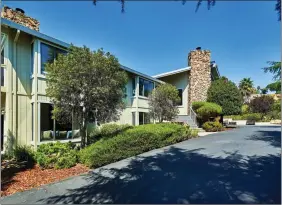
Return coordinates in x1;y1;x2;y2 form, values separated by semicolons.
202;121;224;132
249;95;274;114
196;102;222;121
241;104;249;114
192;101;206;111
207;77;243;115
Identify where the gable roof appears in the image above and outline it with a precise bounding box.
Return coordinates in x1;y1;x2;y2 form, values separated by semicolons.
153;67;191;79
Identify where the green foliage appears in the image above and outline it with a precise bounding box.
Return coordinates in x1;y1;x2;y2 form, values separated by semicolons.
225;113;262;121
79;123;196;168
196;102;222;121
207;77;243;115
239;78;256;103
192;101;206;111
266;110;281;120
249;95;274;114
45;46;128;147
202;121;224;132
88;124;133;144
148;84;180;122
272;101;281;112
13;146;35;164
35;142;78;169
266;81;281;94
241;104;250;114
262;61;281;81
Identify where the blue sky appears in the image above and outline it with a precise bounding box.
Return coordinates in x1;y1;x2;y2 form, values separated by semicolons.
5;1;280;88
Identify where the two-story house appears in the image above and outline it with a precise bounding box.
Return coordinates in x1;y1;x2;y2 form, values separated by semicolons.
0;7;219;151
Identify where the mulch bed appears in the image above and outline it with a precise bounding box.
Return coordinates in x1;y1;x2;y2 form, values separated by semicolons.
1;162;89;197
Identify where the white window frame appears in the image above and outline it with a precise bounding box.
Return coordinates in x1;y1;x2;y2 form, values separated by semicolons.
37;102;81;144
1;33;8;87
138;77;155;98
37;40;68;78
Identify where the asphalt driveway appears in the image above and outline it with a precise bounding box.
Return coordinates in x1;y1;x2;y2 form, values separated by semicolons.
1;125;281;204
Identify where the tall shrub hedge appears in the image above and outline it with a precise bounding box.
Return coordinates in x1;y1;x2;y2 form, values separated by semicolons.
207;77;243;115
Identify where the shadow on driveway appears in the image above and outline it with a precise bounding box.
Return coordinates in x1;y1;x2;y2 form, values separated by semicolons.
247;129;281;148
38;146;281;204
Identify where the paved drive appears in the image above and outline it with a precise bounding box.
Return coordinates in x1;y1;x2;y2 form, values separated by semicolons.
1;125;281;204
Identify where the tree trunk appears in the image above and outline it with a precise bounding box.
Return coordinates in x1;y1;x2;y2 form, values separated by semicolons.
80;124;87;148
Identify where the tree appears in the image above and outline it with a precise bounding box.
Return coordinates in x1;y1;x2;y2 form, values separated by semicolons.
148;83;180;122
263;61;281;81
249;95;274;115
45;46;128;147
207;76;243;115
93;0;281;21
238;78;256;103
266;81;281;94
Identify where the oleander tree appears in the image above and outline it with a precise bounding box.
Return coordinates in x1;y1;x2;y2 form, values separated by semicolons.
45;45;128;147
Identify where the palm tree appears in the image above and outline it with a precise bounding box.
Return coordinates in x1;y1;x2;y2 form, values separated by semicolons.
239;78;255;103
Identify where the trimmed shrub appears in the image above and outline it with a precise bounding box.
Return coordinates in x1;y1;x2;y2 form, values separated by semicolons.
79;123;196;168
202;121;224;132
207;77;243;115
249;95;274;114
241;104;250;114
35;141;78;169
192;101;206;111
196;102;222;121
88;124;133;144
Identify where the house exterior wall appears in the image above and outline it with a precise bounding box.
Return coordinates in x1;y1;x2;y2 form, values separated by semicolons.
157;72;189;115
1;25;157;149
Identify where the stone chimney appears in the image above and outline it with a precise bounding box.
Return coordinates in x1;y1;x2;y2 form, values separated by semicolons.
1;6;40;31
188;47;211;111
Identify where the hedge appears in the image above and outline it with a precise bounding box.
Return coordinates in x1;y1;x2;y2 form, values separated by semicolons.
79;123;198;168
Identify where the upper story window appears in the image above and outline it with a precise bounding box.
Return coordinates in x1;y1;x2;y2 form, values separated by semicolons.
1;33;7;87
139;78;154;97
40;42;67;74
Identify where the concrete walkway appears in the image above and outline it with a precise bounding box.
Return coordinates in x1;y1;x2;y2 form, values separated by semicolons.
1;125;281;204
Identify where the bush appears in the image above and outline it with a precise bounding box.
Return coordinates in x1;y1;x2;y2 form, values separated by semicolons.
192;101;206;111
79;123;196;168
241;104;250;114
88;124;133;144
225;113;262;121
249;95;274;114
207;77;243;115
35;141;78;169
196;102;222;121
266;110;281;120
202;121;224;132
271;101;281;112
13;145;35;164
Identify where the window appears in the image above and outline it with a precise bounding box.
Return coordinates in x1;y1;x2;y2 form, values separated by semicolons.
1;33;7;87
39;103;80;141
177;89;183;106
40;42;67;74
139;112;150;125
139;78;154;97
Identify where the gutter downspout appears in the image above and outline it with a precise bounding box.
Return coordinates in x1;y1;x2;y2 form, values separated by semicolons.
12;29;20;145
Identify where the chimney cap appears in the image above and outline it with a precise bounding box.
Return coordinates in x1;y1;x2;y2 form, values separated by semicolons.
15;8;25;14
196;47;201;50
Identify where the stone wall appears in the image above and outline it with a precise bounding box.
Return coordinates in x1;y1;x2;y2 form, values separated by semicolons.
1;6;40;31
187;49;211;113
